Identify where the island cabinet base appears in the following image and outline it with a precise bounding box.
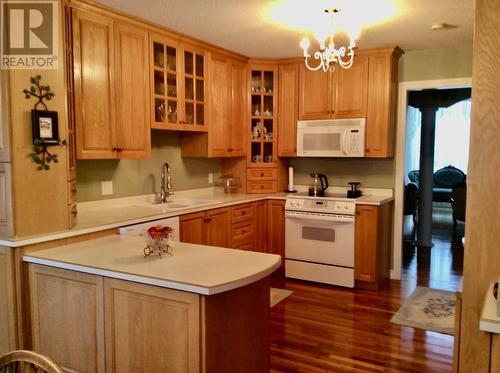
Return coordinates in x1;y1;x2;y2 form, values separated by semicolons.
28;264;270;373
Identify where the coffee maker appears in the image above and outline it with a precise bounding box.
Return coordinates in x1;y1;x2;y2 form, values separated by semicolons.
309;174;328;197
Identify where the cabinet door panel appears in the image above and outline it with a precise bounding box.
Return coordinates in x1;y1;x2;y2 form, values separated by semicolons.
114;22;150;158
334;55;368;118
267;200;285;271
230;61;247;156
180;212;205;244
299;65;331;120
209;55;230;156
73;10;115;159
0;247;15;355
207;208;230;247
104;279;199;373
254;201;267;253
366;53;394;157
278;64;299;156
355;205;378;282
29;265;105;373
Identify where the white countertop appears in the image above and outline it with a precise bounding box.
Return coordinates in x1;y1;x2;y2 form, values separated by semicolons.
23;235;281;295
1;186;393;248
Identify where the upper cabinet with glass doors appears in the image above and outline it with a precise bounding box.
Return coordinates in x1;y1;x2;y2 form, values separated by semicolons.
150;34;207;131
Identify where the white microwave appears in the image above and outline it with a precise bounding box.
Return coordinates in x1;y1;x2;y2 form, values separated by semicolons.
296;118;365;157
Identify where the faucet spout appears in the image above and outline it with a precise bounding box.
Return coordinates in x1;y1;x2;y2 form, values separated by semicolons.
160;162;174;203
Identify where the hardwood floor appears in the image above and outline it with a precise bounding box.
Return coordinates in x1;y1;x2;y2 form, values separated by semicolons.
270;206;464;372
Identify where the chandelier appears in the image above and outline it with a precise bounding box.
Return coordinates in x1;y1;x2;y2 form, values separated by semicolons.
300;8;356;72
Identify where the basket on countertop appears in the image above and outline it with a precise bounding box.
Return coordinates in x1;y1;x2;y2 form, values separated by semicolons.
144;225;174;257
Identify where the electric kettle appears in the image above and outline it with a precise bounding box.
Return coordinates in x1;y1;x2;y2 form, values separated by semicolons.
309;174;329;197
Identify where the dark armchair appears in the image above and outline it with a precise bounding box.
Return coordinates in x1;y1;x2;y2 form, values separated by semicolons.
407;166;466;203
433;165;466;203
404;182;419;240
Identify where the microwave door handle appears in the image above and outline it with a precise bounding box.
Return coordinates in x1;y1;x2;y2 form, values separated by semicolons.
341;130;349;155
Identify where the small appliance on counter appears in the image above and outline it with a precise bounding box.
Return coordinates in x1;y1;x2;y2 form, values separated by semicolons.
309;173;329;197
347;182;362;198
217;174;241;194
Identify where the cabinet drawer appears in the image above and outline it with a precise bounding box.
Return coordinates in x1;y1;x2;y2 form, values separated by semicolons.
231;203;254;223
231;221;254;243
232;240;254;251
247;168;277;181
246;181;278;194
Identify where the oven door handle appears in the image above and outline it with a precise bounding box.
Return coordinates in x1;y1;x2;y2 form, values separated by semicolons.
285;211;354;223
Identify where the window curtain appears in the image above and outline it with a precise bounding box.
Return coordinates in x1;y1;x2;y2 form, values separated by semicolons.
404;99;471;182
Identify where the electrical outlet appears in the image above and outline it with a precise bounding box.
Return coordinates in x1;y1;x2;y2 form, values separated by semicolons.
101;181;113;195
208;173;213;184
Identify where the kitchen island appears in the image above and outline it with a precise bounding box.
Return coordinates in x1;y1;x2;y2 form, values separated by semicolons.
23;235;281;373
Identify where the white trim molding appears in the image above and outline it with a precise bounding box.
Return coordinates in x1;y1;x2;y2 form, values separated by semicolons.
390;77;472;280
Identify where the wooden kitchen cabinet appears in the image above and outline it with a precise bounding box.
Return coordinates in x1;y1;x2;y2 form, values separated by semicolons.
29;265;106;373
181;54;246;157
298;54;368;120
267;200;285;273
365;47;403;157
0;247;16;356
150;33;207;131
254;201;267;253
104;278;200;372
27;262;269;373
355;203;392;288
72;9;150;159
179;207;230;247
278;63;299;157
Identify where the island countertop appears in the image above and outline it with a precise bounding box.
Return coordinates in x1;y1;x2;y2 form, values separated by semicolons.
23;235;281;295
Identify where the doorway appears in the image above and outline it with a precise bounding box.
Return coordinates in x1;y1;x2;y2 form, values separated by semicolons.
392;78;472;280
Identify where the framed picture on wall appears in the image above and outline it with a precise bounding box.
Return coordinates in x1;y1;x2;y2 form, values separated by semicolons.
31;110;59;145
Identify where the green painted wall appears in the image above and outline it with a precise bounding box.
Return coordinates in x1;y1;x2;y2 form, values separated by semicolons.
399;45;473;82
290;158;395;188
76;132;222;202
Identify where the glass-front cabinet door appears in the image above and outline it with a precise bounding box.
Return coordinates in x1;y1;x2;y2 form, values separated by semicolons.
151;35;180;128
183;45;206;128
249;67;277;167
150;37;206;131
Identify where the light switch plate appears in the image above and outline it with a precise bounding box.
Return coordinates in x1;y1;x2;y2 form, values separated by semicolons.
101;181;113;195
208;173;213;184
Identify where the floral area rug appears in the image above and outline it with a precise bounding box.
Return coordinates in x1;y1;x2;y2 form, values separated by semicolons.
390;286;456;335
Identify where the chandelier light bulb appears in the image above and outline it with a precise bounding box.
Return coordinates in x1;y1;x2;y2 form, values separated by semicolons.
300;37;310;51
301;8;357;72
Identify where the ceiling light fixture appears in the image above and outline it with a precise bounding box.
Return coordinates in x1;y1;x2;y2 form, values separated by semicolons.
300;8;356;72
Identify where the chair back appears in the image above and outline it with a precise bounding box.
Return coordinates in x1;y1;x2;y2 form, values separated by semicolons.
434;166;466;188
404;182;419;216
408;170;420;185
0;350;64;373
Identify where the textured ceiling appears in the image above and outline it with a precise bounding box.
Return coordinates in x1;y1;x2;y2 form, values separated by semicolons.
94;0;474;58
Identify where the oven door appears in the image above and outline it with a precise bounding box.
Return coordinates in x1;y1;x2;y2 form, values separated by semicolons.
285;211;354;267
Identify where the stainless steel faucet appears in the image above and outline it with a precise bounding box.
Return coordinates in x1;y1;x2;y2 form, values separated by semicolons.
160;162;174;203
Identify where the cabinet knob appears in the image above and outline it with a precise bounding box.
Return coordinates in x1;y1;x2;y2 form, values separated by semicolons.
260;173;264;177
260;185;264;189
366;148;370;152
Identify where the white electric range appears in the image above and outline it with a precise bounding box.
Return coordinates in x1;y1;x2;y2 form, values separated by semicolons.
284;193;361;288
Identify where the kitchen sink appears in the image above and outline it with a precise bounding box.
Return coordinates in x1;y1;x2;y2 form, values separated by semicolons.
138;198;222;212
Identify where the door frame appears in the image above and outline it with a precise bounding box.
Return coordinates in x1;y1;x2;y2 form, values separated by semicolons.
391;77;472;280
